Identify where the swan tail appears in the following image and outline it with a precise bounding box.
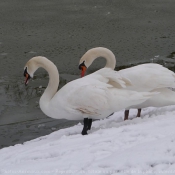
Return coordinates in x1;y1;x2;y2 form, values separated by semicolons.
140;91;160;97
109;89;159;112
130;91;160;104
127;91;160;109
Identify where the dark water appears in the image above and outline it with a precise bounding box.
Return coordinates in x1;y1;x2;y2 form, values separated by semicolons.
1;0;175;148
0;74;80;148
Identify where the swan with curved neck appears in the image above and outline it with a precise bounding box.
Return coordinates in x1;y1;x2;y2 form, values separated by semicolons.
24;56;156;135
79;47;116;77
79;47;175;120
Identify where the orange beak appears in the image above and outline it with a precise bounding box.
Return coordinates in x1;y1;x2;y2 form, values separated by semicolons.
25;73;29;86
81;66;87;77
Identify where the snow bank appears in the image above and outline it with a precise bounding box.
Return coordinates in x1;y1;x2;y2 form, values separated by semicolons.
0;106;175;175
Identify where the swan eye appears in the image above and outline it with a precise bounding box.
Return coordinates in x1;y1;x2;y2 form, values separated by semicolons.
79;61;86;70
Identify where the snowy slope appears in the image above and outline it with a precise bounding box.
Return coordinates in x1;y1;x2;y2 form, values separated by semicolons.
1;106;175;175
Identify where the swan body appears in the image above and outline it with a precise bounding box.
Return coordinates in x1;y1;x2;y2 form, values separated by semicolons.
119;64;175;92
79;47;175;119
129;88;175;109
24;56;156;134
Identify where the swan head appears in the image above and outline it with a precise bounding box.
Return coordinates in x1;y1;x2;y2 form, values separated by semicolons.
79;51;94;77
79;47;116;77
24;67;31;86
79;61;87;77
23;57;40;85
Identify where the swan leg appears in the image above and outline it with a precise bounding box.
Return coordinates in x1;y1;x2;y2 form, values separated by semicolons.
136;109;142;117
87;119;92;130
124;110;129;120
81;118;89;135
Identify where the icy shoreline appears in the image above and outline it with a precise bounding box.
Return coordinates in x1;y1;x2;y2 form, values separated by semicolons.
1;106;175;175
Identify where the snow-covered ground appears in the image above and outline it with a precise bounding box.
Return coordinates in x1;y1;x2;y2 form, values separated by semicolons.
1;106;175;175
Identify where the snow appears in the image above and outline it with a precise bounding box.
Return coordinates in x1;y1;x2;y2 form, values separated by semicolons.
1;106;175;175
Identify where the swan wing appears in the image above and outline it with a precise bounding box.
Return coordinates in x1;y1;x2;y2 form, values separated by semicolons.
51;77;112;117
86;67;132;89
67;83;111;116
119;63;175;91
51;76;158;119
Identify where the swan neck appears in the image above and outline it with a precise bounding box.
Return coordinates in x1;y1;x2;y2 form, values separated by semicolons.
87;47;116;70
38;57;59;102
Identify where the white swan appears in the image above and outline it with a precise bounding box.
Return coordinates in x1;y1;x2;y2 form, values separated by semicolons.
79;47;175;120
24;56;156;135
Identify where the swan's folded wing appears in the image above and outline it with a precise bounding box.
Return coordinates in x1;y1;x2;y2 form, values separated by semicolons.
49;76;113;117
64;80;158;116
65;82;112;116
50;75;159;118
119;63;175;91
86;67;132;89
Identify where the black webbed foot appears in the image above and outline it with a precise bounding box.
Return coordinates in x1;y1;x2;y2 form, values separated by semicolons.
81;130;88;135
